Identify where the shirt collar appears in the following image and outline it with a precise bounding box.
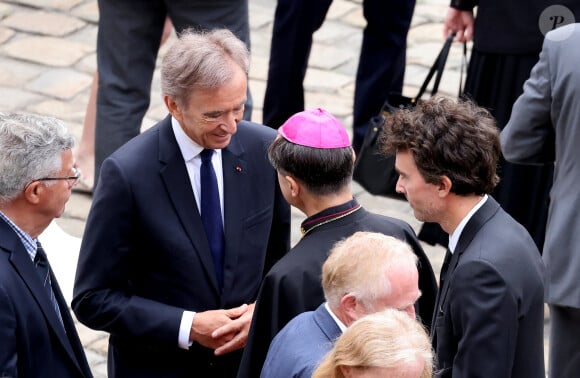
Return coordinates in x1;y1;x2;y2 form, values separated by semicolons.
448;194;488;253
0;210;37;261
324;302;347;332
300;199;361;236
171;116;203;161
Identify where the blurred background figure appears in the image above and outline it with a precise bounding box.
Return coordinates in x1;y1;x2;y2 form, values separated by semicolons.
74;17;174;194
312;308;434;378
501;23;580;378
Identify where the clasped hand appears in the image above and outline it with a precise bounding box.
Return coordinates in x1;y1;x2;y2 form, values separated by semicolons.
189;302;255;356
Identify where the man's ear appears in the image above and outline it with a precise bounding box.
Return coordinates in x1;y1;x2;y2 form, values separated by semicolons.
284;175;300;198
438;176;453;197
339;293;359;324
164;96;183;122
22;181;43;205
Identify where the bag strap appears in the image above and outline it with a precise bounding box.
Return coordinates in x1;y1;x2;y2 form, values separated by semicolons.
415;33;456;101
458;41;467;98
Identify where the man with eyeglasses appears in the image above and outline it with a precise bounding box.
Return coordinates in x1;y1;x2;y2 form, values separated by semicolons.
0;113;92;378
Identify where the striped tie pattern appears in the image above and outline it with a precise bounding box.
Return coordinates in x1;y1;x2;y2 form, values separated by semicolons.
35;242;64;327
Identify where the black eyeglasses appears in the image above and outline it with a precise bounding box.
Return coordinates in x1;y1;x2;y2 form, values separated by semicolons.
25;167;81;189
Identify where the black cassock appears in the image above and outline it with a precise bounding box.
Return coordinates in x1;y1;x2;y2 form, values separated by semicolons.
237;199;437;378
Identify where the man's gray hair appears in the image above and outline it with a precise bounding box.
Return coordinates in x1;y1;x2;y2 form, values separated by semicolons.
161;28;250;106
0;113;74;203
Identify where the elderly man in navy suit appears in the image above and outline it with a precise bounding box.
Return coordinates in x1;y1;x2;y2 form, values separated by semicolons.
0;113;92;378
381;97;545;377
73;29;291;378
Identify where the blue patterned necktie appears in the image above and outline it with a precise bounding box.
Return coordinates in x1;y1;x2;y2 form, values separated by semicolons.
35;242;64;327
200;149;225;289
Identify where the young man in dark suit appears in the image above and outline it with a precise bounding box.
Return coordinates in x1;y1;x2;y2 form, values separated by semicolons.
381;97;545;377
73;29;291;377
0;113;92;378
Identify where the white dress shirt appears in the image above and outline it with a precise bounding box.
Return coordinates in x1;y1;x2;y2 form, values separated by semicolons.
171;116;225;349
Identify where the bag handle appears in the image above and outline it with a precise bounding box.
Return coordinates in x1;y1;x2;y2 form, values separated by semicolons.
415;33;456;101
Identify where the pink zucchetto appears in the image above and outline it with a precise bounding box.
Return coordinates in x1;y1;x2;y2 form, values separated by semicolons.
278;108;351;148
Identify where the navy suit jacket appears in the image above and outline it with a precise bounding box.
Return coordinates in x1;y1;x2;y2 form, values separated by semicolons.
431;197;545;377
260;304;340;378
0;218;92;377
73;116;291;377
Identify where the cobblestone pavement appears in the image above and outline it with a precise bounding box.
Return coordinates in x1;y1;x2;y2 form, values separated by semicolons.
0;0;549;376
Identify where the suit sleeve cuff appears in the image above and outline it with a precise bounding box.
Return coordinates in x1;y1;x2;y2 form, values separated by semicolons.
178;311;196;350
450;0;476;11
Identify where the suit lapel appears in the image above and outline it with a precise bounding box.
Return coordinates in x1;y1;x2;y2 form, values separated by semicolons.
221;135;251;294
157;117;220;294
7;236;79;365
436;197;501;310
312;304;342;342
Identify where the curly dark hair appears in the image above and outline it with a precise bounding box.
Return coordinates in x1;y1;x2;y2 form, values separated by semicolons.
268;137;354;196
380;96;500;195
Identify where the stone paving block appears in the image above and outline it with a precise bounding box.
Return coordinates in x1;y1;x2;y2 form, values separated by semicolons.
249;54;268;81
414;3;447;23
75;319;108;346
90;362;107;378
314;19;360;44
304;66;352;92
71;0;98;23
248;79;266;115
1;10;85;36
68;23;97;47
75;52;96;73
0;3;12;18
2;36;92;66
309;43;356;71
249;2;273;29
0;56;40;86
340;4;365;29
87;334;110;354
248;24;272;57
0;25;14;43
26;67;92;100
327;0;358;21
9;0;82;11
62;194;92;228
0;86;44;109
408;22;447;45
407;41;447;66
304;90;353;119
84;349;106;365
28;98;87;123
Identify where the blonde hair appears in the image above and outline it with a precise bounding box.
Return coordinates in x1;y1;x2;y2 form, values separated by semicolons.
312;309;434;378
322;232;417;310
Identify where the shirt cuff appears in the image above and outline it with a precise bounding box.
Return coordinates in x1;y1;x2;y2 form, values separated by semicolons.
178;311;196;350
